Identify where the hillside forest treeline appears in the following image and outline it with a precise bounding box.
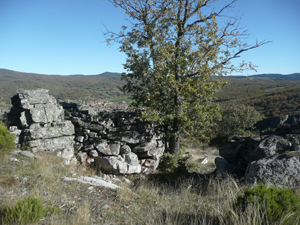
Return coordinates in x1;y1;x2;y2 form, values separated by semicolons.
0;69;300;119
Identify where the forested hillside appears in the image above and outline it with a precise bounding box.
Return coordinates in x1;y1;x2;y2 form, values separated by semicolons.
1;69;300;118
217;73;300;117
0;69;125;103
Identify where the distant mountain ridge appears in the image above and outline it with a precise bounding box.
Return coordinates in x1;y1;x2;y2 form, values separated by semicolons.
248;73;300;80
0;68;122;77
0;68;124;103
1;68;300;118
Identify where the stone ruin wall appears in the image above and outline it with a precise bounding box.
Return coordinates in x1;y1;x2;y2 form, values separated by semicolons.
8;89;164;174
8;89;75;164
62;102;164;174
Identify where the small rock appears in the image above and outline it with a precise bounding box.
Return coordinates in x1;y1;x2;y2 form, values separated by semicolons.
13;175;19;180
77;152;88;165
120;177;132;184
21;177;28;185
120;145;131;154
19;151;36;159
198;158;208;164
76;136;84;143
87;158;94;164
210;150;217;155
89;150;98;158
102;204;110;210
9;157;19;162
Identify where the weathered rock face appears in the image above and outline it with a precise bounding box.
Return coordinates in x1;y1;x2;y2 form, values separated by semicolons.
244;152;300;188
8;89;75;164
217;113;300;188
62;102;165;174
7;89;165;174
219;135;292;172
10;89;64;127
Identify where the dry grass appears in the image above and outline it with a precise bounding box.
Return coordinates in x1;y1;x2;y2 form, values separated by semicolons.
180;139;218;173
1;146;300;225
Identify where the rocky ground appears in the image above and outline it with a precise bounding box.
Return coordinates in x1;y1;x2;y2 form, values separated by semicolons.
0;143;219;225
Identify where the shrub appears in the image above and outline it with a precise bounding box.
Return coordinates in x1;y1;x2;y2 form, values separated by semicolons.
233;183;300;223
210;101;263;145
21;141;31;151
158;149;197;173
220;101;263;135
0;121;15;156
1;194;61;224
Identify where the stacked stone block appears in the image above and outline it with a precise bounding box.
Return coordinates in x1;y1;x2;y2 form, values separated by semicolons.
63;104;165;174
8;89;75;164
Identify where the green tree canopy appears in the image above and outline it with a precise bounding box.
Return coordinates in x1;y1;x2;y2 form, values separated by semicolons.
106;0;269;153
218;101;263;137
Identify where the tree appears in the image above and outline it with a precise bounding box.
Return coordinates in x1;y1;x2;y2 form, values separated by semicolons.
105;0;269;153
217;101;263;137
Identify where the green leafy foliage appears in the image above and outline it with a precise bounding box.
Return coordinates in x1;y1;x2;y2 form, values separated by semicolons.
233;183;300;224
212;101;263;141
209;101;263;145
158;149;197;173
0;121;15;156
1;194;61;224
106;0;268;153
216;75;300;118
219;101;263;136
21;142;32;151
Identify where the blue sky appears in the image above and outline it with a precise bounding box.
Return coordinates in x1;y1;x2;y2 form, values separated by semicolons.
0;0;299;75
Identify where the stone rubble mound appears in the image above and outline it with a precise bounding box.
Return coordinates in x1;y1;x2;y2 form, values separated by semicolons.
8;89;75;164
216;113;300;188
62;103;165;174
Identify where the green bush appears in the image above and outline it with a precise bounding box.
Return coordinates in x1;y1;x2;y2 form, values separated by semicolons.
0;121;15;156
2;194;61;224
21;141;31;151
218;101;263;136
159;149;197;173
210;101;263;145
233;183;300;223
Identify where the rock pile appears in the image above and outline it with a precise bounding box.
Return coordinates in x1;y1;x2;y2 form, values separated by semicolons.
62;103;165;174
216;113;300;188
8;89;75;164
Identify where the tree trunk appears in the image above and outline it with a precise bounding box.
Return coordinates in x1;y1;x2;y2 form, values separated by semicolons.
169;122;181;154
169;93;182;154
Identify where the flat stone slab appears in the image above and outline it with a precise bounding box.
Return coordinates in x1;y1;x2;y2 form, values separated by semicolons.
24;121;75;140
62;176;121;189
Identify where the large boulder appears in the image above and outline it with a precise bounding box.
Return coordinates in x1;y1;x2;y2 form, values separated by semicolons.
244;152;300;188
219;135;292;172
133;140;164;159
95;152;142;174
94;140;120;156
217;115;300;187
214;157;244;178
